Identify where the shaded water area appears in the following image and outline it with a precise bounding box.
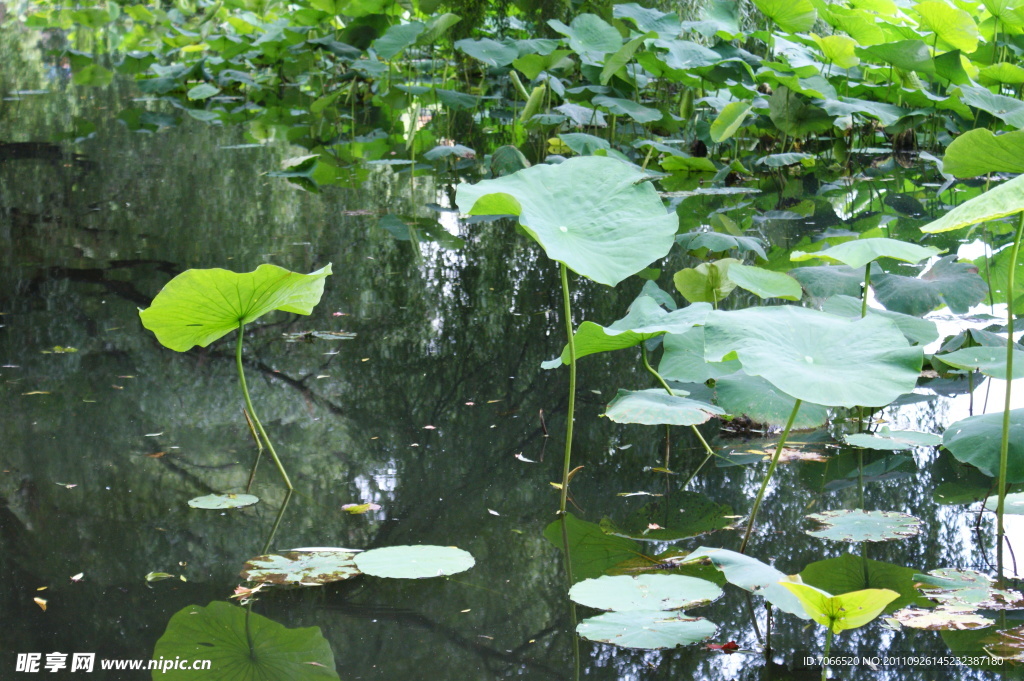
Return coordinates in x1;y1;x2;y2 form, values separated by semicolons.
3;19;1023;681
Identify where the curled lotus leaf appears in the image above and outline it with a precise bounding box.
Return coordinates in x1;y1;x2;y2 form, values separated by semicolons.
790;237;941;268
569;574;722;611
576;610;717;649
805;509;923;542
603;389;725;426
241;551;361;585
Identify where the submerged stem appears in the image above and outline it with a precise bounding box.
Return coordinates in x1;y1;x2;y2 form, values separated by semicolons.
739;398;803;554
559;263;577;516
236;323;294;491
996;212;1024;578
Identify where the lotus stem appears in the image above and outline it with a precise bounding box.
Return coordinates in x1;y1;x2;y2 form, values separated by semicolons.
236;323;294;491
821;625;834;681
739;398;802;554
996;212;1024;578
558;263;577;516
861;265;871;318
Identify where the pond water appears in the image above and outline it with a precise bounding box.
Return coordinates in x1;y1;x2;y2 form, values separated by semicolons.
2;17;1023;681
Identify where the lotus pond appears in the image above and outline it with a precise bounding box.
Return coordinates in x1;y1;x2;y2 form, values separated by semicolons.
7;0;1024;678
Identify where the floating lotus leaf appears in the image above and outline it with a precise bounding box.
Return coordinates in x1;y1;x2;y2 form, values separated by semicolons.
550;297;711;365
569;574;723;611
188;493;260;510
822;295;938;345
800;554;926;611
916;568;1024;609
576;611;717;649
781;582;898;633
921;173;1024;234
659;327;741;383
603;389;725;426
982;625;1024;661
715;372;829;428
153;602;339;680
790;237;940;268
241;551;360;585
455;157;677;287
805;510;922;542
685;547;809;619
601;490;734;542
703;306;922;408
844;426;942;451
140;264;332;352
871;256;988;316
890;606;994;630
985;492;1024;514
354;545;475;579
545;514;641;582
937;347;1024;380
943;410;1024;481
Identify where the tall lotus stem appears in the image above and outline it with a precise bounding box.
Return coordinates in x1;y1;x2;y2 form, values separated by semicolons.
996;213;1024;577
739;399;802;554
559;263;577;516
236;323;294;490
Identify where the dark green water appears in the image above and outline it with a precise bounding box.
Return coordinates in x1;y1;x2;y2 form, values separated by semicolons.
1;18;1018;681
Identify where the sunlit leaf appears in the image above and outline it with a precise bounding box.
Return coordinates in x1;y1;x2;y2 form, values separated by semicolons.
354;545;475;579
942;410;1024;481
241;551;361;585
188;493;260;509
781;582;898;633
790;237;940;268
684;547;809;618
805;509;923;542
751;0;817;32
569;574;722;611
890;606;994;630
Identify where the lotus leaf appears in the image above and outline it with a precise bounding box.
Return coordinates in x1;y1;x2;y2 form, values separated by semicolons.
613;2;680;35
685;547;809;619
354;545;475;579
603;389;725;426
188;493;260;510
152;602;338;680
914;0;979;53
890;606;994;630
547;14;622;63
454;38;518;67
781;582;898;633
822;295;938;345
922;170;1024;234
545;514;641;582
789;264;875;299
576;611;717;649
710;101;752;143
726;263;802;300
659;327;741;383
790;237;940;268
871;256;988;316
703;306;922;408
805;509;922;542
715;372;829;428
916;568;1024;609
943;129;1024;177
569;574;722;611
942;410;1024;481
675;232;767;260
139;264;332;352
984;492;1024;514
937;347;1024;380
241;551;361;585
593;96;663;124
751;0;817;32
844;426;942;450
455;157;677;287
800;554;926;611
673;258;739;303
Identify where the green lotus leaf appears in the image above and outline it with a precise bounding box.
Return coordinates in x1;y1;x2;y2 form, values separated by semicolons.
871;256;987;316
152;602;339;681
942;410;1024;481
576;611;717;649
980;62;1024;86
455;157;677;287
604;389;725;426
593;96;663;124
659;327;741;383
937;347;1024;379
373;21;424;60
602;490;734;543
855;40;934;74
548;13;622;62
943;129;1024;178
984;492;1024;514
685;547;809;619
675;231;767;260
812;35;859;68
914;0;979;53
188;493;260;510
844;426;942;450
751;0;817;32
613;2;680;35
241;551;361;585
715;372;829;428
819;97;908;127
354;545;475;579
569;574;723;611
674;258;739;304
781;582;898;633
703;306;922;408
822;295;938;345
726;263;802;300
800;554;926;612
454;37;518;66
790;237;941;268
915;568;1024;608
768;87;833;137
551;297;712;365
544;513;641;582
710;101;753;143
139;264;332;352
983;0;1024;24
805;509;923;542
959;85;1024;128
789;264;875;299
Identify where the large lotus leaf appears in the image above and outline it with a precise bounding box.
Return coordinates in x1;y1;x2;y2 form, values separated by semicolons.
800;554;926;612
354;545;474;579
805;509;923;542
844;426;942;450
710;101;753;143
551;297;712;365
673;258;739;304
937;347;1024;379
703;306;922;408
659;327;742;383
983;0;1024;24
980;62;1024;86
455;157;676;287
822;295;938;346
890;606;994;630
942;410;1024;481
613;2;680;35
768;87;833;137
726;263;802;300
790;237;940;268
139;264;332;352
241;551;361;585
604;389;725;426
751;0;816;31
454;38;518;66
916;568;1024;608
715;372;828;428
781;582;898;633
943;129;1024;178
569;574;722;611
576;611;717;649
871;256;988;316
789;264;875;299
984;492;1024;514
602;490;734;543
685;547;809;619
188;493;260;509
545;514;642;582
961;86;1024;128
675;232;767;260
152;602;339;681
548;13;622;62
593;96;663;124
855;40;934;74
372;21;424;60
914;0;979;53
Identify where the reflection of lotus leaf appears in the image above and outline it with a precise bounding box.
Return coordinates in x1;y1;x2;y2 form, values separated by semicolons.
187;493;259;510
805;509;922;542
241;551;360;585
569;574;722;611
152;601;339;680
354;545;475;579
576;610;717;649
844;427;942;451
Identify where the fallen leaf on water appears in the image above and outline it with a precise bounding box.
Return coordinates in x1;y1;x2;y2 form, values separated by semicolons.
487;399;502;403
37;586;47;591
144;432;163;437
33;597;47;611
465;401;475;406
423;425;437;430
647;523;664;530
488;509;500;516
145;572;176;583
515;453;535;463
21;391;50;396
616;491;663;497
146;452;166;458
341;503;381;514
70;573;84;583
55;482;77;489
